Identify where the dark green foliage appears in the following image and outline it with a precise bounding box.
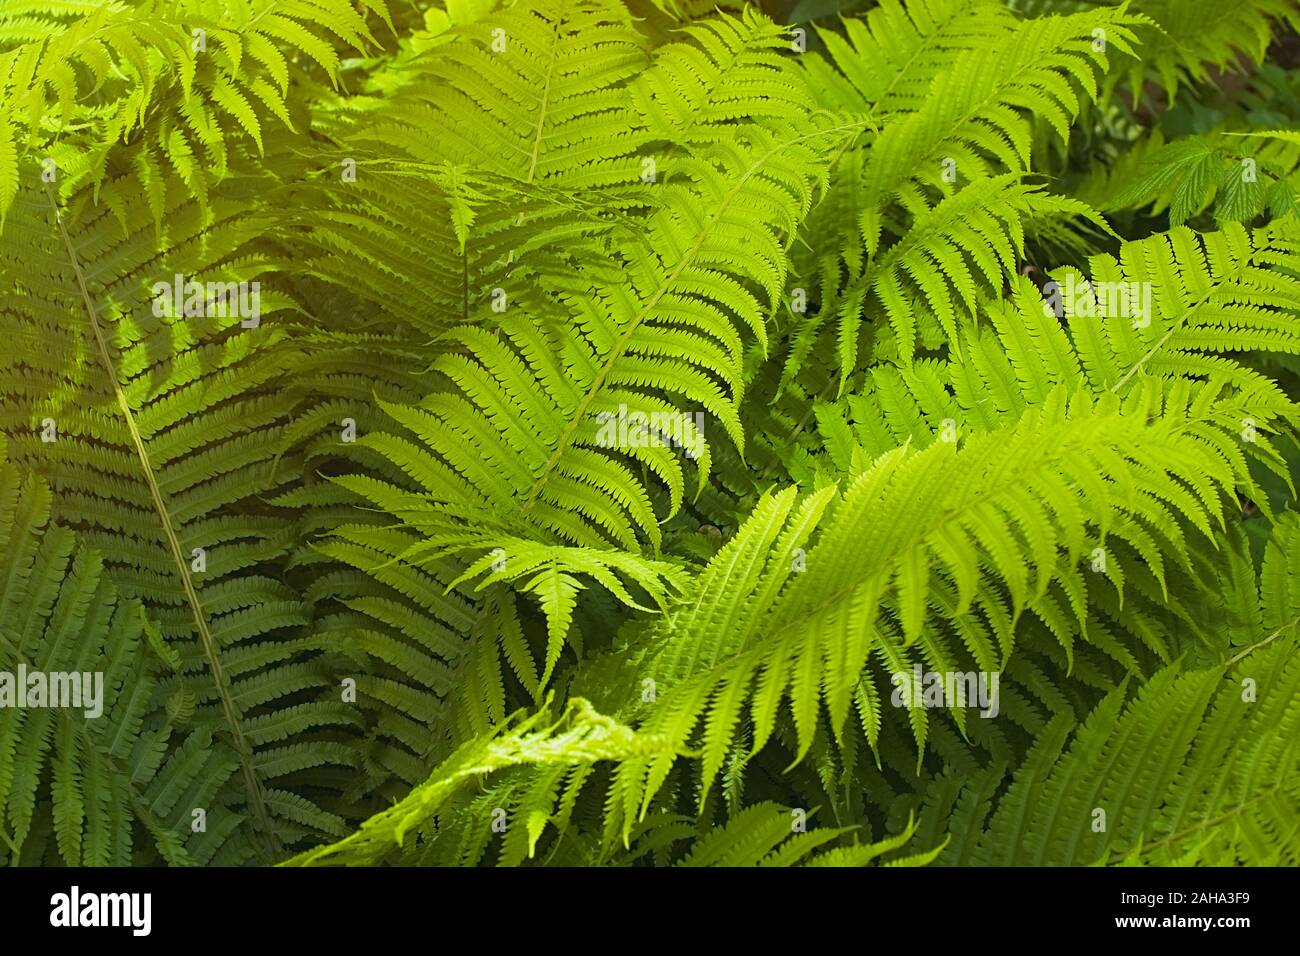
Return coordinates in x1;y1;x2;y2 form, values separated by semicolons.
1;0;1297;867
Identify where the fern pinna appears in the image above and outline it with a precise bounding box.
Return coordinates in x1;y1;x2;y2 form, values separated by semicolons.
0;0;1297;868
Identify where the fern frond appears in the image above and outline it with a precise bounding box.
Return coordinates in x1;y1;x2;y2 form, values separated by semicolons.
581;394;1247;839
792;2;1143;371
971;635;1300;864
282;697;674;866
1;159;357;855
0;449;242;865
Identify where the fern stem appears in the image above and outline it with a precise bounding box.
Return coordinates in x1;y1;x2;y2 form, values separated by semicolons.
523;23;560;187
1140;785;1284;858
45;186;277;855
521;121;869;512
1226;617;1299;666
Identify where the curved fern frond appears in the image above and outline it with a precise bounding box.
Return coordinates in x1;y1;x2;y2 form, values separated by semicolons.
822;220;1300;495
282;697;673;866
578;394;1246;839
339;119;853;560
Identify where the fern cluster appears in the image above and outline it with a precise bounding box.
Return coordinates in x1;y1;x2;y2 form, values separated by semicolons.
1;0;1297;867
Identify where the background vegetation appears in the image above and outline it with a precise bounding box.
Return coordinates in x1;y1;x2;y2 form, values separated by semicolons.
1;0;1298;867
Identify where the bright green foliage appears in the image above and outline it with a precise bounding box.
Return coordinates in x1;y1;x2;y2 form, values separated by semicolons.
1;0;1298;868
282;697;675;866
941;514;1300;865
